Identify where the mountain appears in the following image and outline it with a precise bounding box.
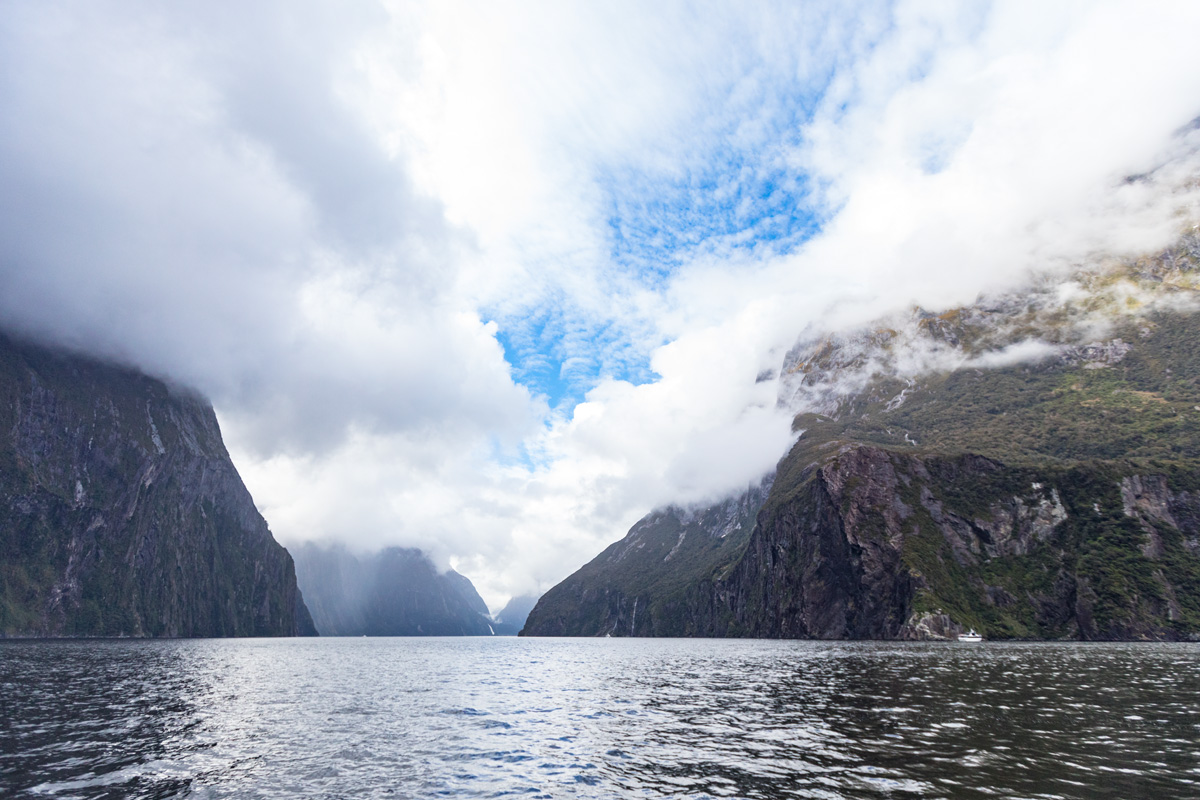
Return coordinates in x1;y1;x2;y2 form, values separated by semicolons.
290;543;498;635
497;594;538;634
523;231;1200;640
521;481;771;636
444;568;492;618
0;331;316;637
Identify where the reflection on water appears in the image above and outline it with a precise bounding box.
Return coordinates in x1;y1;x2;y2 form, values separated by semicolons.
2;638;1198;799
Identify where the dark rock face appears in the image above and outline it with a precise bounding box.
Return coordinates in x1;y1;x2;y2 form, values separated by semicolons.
0;332;315;637
444;568;491;618
291;543;496;636
524;446;1200;641
520;479;771;637
709;448;918;639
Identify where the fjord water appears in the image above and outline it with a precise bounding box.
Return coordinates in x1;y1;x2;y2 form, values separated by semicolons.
2;639;1197;799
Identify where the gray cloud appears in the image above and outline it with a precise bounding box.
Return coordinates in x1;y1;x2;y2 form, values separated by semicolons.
0;0;533;459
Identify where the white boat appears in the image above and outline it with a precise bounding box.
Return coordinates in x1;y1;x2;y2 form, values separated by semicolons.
957;629;983;642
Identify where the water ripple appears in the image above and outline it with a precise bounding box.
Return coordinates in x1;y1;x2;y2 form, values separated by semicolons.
2;639;1198;798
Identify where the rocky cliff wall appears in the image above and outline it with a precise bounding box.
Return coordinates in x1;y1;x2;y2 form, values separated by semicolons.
523;289;1200;641
0;332;315;637
698;445;1200;640
523;443;1200;640
520;479;771;637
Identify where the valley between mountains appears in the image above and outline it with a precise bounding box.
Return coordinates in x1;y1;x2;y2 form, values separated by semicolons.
4;229;1200;642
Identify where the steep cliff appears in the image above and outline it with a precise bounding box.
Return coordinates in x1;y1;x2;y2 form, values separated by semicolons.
522;480;770;636
523;234;1200;640
691;446;1200;640
0;332;315;637
291;543;497;635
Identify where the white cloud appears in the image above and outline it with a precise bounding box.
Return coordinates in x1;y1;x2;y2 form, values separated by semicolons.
786;0;1200;318
970;339;1061;369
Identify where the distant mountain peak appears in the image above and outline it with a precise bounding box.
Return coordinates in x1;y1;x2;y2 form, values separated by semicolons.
291;543;501;636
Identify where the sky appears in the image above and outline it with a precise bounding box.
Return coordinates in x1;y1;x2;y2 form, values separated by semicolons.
2;0;1200;610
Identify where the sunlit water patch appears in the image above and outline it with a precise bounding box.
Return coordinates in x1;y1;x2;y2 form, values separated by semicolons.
2;638;1198;799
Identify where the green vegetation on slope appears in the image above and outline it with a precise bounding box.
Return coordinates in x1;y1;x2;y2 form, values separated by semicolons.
766;311;1200;640
787;315;1200;468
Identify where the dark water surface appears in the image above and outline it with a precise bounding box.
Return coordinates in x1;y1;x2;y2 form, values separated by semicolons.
1;638;1198;799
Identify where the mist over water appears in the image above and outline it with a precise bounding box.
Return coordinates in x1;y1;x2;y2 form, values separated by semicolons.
2;638;1198;799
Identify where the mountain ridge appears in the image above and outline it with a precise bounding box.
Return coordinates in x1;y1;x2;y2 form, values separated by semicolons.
522;230;1200;640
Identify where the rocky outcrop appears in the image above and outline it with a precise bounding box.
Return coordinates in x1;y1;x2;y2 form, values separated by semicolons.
1061;339;1132;369
1120;475;1200;556
0;332;315;637
898;611;964;640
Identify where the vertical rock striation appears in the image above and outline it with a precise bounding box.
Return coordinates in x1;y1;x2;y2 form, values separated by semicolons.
0;332;315;637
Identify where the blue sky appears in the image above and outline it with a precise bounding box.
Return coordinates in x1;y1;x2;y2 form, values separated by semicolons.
485;17;854;411
498;150;825;410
